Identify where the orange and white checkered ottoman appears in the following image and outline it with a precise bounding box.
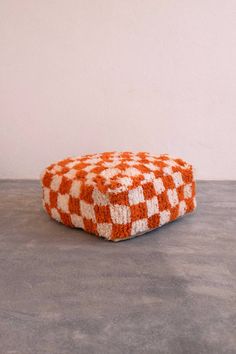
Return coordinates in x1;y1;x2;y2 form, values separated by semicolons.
41;152;196;241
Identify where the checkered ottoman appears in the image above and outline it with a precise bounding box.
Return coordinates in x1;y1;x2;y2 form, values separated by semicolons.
41;152;196;241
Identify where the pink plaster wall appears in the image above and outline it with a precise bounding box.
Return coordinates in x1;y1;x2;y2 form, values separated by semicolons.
1;0;236;179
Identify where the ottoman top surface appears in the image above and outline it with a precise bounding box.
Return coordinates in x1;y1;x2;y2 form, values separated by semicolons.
43;151;192;194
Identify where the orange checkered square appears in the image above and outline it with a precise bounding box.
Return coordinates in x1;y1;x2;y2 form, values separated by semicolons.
41;152;196;241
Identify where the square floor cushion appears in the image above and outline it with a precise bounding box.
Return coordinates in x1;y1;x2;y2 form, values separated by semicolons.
41;152;196;241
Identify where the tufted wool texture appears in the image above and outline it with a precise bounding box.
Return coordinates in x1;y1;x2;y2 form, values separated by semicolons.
41;152;196;241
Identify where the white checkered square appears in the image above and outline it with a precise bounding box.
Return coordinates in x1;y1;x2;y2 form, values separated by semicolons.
51;165;63;173
117;177;133;187
97;223;112;239
92;188;109;205
142;172;155;182
50;175;62;192
70;180;81;198
172;172;184;188
153;178;165;194
127;160;139;167
144;163;159;171
146;196;159;217
167;189;179;207
160;210;170;226
110;205;131;224
51;208;61;222
131;219;148;235
179;200;187;216
124;167;141;177
184;184;192;199
57;193;69;213
128;186;145;205
43;187;50;205
85;172;97;185
64;169;77;179
84;157;102;165
71;214;84;228
163;166;173;175
101;168;120;179
66;161;81;169
83;165;96;173
80;200;96;221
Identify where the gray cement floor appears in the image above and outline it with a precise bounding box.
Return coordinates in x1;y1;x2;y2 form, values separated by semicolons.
0;181;236;354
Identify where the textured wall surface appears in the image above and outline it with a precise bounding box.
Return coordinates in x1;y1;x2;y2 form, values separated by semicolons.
1;0;236;179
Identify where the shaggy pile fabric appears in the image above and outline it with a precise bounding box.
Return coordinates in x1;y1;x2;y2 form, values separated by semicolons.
41;152;196;241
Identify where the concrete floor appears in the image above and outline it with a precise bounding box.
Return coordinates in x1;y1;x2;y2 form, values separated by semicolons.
0;181;236;354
